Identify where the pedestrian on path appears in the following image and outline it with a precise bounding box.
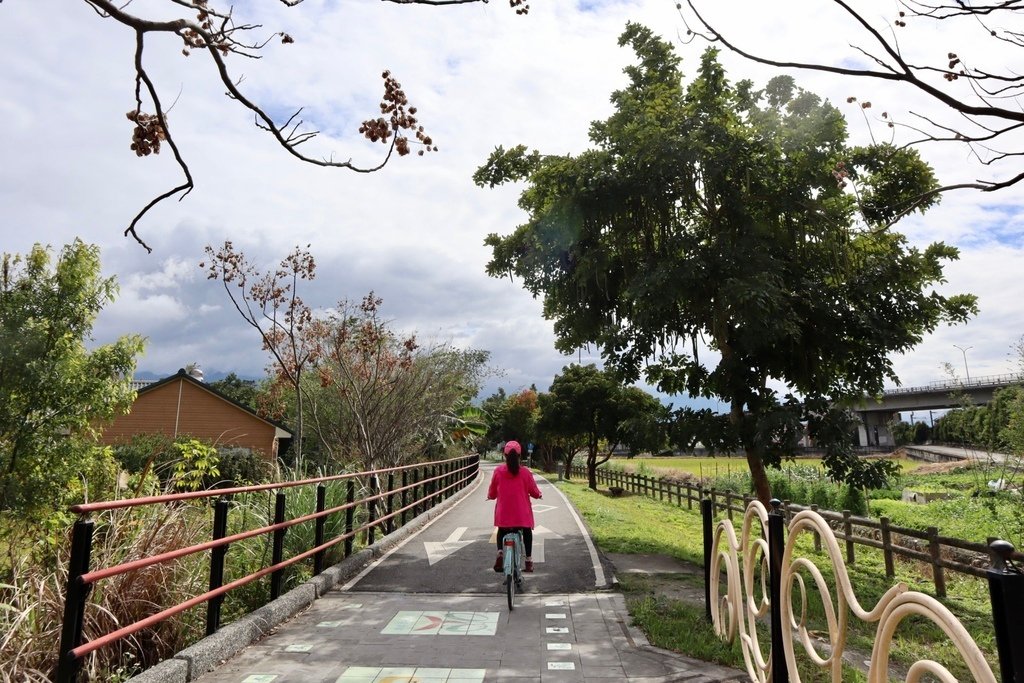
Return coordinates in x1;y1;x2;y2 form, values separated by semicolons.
487;440;542;572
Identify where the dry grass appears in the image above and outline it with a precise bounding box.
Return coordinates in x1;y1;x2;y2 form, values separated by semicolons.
1;504;208;682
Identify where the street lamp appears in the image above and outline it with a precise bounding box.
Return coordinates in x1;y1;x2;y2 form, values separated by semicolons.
953;344;972;383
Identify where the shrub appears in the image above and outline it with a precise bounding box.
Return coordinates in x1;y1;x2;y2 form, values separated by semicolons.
111;433;175;475
840;485;867;516
205;448;272;487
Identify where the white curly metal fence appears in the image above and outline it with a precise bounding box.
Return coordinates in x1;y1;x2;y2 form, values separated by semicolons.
710;501;1010;683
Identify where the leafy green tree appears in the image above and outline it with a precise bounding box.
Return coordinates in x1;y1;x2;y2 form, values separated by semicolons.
208;372;261;409
912;421;931;445
438;398;489;448
170;438;219;491
680;0;1024;198
617;386;669;457
888;419;915;448
477;386;540;452
537;364;664;489
480;388;509;446
934;385;1024;451
476;25;976;502
501;389;539;447
1001;338;1024;458
0;240;144;513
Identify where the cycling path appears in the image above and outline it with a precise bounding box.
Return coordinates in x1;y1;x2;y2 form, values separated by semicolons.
193;465;743;683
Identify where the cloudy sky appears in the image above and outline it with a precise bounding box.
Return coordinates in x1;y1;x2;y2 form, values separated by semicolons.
2;0;1022;407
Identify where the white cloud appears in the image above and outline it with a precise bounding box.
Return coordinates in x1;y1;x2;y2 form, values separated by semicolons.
2;0;1023;405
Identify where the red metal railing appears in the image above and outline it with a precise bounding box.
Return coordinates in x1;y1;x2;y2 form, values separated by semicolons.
56;454;480;682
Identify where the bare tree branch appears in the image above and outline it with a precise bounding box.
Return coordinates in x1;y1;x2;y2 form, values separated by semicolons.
76;0;515;250
679;0;1024;194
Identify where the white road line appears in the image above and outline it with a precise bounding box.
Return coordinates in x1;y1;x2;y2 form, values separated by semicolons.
544;478;606;587
340;471;485;590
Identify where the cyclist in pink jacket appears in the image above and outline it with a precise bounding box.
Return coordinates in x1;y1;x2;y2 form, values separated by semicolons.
487;440;542;572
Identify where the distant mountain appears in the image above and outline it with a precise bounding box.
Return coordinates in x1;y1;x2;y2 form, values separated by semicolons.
133;368;261;383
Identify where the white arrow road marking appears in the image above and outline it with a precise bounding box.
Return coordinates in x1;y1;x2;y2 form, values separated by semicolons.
423;527;476;566
487;525;563;563
534;525;563;538
532;504;558;515
533;525;564;563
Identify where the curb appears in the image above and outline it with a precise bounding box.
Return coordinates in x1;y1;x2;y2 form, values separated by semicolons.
127;470;483;683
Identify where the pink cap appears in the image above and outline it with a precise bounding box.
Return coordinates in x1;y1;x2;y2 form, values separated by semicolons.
503;440;522;455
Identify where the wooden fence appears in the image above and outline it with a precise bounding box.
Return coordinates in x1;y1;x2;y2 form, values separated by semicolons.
569;463;1023;597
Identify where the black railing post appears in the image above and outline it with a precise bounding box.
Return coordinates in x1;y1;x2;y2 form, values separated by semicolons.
988;540;1024;683
412;468;420;517
701;498;713;622
401;470;409;527
386;473;395;534
423;466;431;511
345;480;355;558
56;519;95;683
313;484;326;575
769;499;789;683
367;476;378;546
206;498;230;635
429;465;437;509
270;492;287;600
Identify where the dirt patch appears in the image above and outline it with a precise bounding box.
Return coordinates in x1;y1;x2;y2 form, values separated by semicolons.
615;571;707;605
907;459;973;475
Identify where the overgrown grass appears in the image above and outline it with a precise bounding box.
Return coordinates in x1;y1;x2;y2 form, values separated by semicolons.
1;505;208;682
604;456;923;479
0;476;381;682
599;457;1023;547
548;475;1001;681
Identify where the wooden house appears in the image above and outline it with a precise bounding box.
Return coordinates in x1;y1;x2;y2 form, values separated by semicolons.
99;369;291;460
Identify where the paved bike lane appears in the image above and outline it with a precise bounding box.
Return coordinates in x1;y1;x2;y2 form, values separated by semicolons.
192;465;744;683
344;464;610;595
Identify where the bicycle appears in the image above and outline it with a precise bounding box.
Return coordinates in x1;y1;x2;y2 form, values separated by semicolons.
501;529;525;610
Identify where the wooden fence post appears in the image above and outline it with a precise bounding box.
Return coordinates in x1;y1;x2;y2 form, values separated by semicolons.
843;510;855;565
701;498;713;622
928;526;946;597
880;516;895;578
810;504;821;553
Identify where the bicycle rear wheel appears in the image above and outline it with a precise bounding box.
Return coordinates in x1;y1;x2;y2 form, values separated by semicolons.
506;573;515;610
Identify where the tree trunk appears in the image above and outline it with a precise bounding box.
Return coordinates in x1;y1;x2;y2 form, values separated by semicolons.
746;446;771;505
294;375;304;474
727;387;771;505
587;453;597;490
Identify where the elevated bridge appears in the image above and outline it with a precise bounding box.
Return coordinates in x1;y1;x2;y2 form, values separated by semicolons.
854;372;1024;447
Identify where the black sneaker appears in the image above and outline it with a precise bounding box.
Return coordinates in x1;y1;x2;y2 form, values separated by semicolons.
492;552;503;572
